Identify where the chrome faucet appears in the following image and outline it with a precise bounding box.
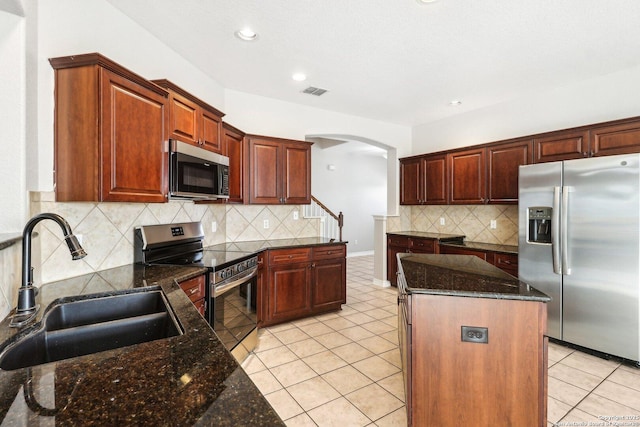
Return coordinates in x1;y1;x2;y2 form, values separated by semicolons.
10;213;87;328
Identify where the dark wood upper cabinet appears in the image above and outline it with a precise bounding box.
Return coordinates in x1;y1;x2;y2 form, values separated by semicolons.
247;135;311;204
400;154;447;205
222;123;245;204
152;79;225;154
50;53;168;203
591;120;640;157
487;139;533;203
448;148;486;204
533;130;589;163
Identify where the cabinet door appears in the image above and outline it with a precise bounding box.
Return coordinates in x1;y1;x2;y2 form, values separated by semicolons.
312;259;346;311
533;130;589;163
268;263;311;324
100;69;167;202
591;120;640;157
224;125;245;203
449;148;486;204
400;157;423;205
424;154;448;204
248;138;281;204
201;109;223;154
168;93;199;145
439;245;492;263
283;142;311;204
487;139;532;204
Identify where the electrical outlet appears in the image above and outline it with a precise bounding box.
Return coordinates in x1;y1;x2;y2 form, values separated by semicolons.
211;221;217;233
293;211;299;220
490;219;497;229
263;219;270;229
354;239;358;245
439;217;445;226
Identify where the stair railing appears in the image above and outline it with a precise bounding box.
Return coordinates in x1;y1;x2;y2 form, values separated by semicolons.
304;196;343;241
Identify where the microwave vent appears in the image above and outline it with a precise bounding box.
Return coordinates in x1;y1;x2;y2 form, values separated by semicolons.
302;86;328;96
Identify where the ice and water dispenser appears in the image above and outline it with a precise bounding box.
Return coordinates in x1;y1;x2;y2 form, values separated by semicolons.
528;207;552;244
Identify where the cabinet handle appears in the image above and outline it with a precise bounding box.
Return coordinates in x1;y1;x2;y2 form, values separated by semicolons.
501;259;512;265
189;288;198;295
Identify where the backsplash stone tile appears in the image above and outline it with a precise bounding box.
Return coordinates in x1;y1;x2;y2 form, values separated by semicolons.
0;241;21;320
28;192;321;284
411;205;518;245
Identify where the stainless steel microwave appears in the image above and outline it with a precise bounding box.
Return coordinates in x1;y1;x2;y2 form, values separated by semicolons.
169;139;229;201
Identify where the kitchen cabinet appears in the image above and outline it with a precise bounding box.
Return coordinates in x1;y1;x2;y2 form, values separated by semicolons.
387;234;458;286
247;136;312;204
448;148;486;204
50;53;168;203
178;274;207;317
152;79;225;154
223;122;246;204
400;154;447;205
590;119;640;157
533;130;589;163
260;244;346;326
398;255;548;426
487;138;532;203
439;244;518;277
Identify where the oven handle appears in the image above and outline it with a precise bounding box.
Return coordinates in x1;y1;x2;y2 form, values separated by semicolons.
212;267;258;298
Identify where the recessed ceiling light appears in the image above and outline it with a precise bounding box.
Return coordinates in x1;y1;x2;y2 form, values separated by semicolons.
235;28;258;41
416;0;438;4
449;99;462;106
292;73;307;82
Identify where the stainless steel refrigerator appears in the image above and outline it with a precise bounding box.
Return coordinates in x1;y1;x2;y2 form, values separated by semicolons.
519;153;640;363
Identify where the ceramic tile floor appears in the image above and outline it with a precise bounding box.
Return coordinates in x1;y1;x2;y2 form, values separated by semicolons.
242;255;640;426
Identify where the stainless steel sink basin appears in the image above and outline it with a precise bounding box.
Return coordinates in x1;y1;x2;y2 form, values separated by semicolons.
0;290;183;370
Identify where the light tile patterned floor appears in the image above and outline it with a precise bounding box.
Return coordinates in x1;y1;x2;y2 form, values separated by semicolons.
242;255;640;426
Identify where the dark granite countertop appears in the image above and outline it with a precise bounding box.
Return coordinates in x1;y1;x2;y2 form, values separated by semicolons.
0;264;284;426
387;231;465;242
439;240;519;255
398;254;550;302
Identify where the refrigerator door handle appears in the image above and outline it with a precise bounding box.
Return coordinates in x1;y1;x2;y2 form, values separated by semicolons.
552;186;562;274
562;186;572;275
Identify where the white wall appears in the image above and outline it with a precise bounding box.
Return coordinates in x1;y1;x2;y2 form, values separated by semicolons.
0;10;25;232
412;64;640;154
32;0;226;191
311;146;387;254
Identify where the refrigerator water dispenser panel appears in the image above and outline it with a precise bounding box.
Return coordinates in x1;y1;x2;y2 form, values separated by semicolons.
528;207;552;244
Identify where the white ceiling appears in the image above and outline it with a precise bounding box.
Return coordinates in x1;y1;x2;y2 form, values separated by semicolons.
106;0;640;127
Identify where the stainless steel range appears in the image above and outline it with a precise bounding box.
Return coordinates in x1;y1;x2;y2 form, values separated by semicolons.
134;222;258;362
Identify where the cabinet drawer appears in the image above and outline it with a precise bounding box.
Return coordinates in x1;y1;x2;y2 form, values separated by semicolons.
179;275;206;302
409;238;435;253
495;253;518;276
269;248;312;265
440;245;488;261
313;245;346;260
388;235;410;247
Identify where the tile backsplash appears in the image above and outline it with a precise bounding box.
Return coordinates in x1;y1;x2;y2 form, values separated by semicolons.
387;205;519;246
29;192;320;284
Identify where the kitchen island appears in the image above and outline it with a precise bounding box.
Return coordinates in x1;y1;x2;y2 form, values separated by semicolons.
398;253;550;427
0;264;284;426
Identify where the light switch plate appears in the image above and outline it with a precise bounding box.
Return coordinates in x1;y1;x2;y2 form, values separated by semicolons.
263;219;270;229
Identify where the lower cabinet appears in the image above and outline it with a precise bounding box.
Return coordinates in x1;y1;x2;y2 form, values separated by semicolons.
439;244;518;276
387;234;452;286
178;274;206;317
400;291;547;426
260;244;346;327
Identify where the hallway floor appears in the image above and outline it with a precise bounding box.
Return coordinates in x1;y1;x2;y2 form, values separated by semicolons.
242;255;640;426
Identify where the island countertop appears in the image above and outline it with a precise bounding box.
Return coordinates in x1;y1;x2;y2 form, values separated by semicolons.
0;264;284;426
398;253;550;302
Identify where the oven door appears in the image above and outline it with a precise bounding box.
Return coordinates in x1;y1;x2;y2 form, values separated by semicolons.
210;268;258;362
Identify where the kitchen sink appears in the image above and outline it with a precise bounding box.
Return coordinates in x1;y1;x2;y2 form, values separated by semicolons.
0;289;183;371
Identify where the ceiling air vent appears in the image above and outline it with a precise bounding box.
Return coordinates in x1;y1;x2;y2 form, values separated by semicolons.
302;86;328;96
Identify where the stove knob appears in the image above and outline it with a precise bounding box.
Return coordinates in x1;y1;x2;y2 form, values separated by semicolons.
238;262;246;272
